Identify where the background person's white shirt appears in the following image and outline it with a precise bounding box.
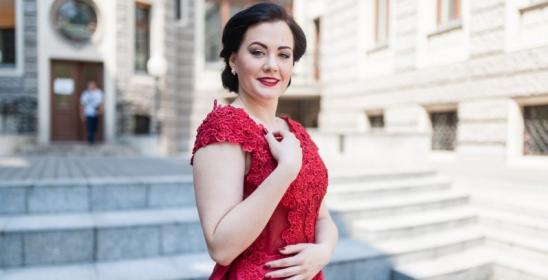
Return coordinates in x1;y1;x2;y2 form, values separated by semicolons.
80;89;103;117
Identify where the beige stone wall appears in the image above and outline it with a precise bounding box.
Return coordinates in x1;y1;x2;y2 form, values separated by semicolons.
319;0;363;132
114;0;196;155
163;0;196;154
319;0;548;166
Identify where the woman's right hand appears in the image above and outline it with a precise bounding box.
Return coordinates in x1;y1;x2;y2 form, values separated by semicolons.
265;129;302;179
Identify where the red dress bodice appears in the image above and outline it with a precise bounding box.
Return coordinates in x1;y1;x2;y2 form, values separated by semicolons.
191;101;328;280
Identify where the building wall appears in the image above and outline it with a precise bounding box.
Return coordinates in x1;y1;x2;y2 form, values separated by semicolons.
319;0;363;132
0;0;38;135
114;0;196;155
115;0;164;137
36;0;118;144
319;0;548;167
163;0;195;154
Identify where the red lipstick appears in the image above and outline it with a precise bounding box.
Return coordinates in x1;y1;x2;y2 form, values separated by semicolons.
258;77;279;87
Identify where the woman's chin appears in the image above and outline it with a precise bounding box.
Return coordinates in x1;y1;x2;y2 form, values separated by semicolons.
253;88;284;100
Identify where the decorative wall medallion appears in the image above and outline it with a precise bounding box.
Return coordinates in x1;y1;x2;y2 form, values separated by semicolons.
52;0;98;43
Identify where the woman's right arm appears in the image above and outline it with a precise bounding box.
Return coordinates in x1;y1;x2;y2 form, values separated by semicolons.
192;130;301;266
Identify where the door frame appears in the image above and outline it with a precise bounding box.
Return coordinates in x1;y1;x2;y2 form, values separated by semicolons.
49;59;105;143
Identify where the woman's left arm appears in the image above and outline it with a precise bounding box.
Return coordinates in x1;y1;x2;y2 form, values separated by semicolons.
315;199;339;260
265;199;339;279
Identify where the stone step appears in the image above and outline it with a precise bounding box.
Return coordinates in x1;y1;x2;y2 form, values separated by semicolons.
16;143;140;156
0;176;195;215
492;246;548;280
328;168;436;185
329;191;470;235
327;175;452;202
0;207;206;268
469;189;548;220
477;207;548;239
371;226;485;264
483;227;548;265
0;251;213;280
392;248;493;280
394;246;548;280
352;206;477;241
0;239;381;280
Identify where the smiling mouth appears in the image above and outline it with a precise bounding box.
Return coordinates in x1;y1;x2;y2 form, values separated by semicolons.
258;78;279;87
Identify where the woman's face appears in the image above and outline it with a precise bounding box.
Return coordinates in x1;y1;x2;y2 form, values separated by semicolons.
230;20;294;101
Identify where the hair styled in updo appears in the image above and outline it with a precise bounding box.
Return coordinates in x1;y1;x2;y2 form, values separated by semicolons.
219;2;307;94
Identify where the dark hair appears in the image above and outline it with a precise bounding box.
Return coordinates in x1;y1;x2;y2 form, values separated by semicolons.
220;2;307;93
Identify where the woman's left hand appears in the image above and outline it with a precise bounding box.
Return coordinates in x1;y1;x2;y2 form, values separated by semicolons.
264;243;331;280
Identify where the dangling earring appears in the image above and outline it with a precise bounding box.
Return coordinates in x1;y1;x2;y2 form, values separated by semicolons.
231;68;237;76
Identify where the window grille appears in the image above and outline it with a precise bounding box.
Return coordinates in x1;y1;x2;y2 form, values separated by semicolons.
523;104;548;155
430;111;457;151
368;114;384;130
135;3;150;72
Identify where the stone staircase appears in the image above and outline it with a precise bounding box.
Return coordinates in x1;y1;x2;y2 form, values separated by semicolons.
1;169;547;279
326;169;548;280
15;143;140;156
0;174;376;279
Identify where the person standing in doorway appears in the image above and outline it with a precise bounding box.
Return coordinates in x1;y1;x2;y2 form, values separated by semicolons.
80;80;103;144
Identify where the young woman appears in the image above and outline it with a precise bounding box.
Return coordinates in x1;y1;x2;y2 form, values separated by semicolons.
191;3;338;279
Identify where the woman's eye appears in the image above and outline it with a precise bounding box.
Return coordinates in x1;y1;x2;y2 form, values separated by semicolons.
251;50;265;56
279;53;291;59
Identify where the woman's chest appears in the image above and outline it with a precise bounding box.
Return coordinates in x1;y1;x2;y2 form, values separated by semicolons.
243;135;328;203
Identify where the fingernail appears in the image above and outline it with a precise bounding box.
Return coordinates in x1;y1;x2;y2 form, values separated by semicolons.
264;264;270;269
263;127;268;135
279;247;286;251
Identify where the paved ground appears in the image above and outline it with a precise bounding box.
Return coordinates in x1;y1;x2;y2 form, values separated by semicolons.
0;156;192;181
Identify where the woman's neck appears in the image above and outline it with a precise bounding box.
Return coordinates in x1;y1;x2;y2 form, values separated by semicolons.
232;95;279;128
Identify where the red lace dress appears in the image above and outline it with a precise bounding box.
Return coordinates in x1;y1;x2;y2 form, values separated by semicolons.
190;101;328;280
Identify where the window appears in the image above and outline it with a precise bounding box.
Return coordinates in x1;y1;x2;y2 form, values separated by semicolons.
523;104;548;155
374;0;389;44
276;97;320;128
175;0;181;20
0;0;16;67
204;0;247;62
135;2;150;72
134;114;151;134
174;0;189;25
205;1;221;62
225;95;318;127
204;0;293;62
368;113;384;131
430;111;458;151
313;17;321;80
437;0;461;26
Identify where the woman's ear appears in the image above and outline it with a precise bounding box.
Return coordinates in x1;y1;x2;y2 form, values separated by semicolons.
229;53;237;71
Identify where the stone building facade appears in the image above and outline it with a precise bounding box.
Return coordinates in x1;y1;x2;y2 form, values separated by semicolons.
0;0;38;153
0;0;323;156
3;0;547;163
0;0;196;156
316;0;548;173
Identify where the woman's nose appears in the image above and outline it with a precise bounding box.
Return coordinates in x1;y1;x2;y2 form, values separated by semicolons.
263;55;279;72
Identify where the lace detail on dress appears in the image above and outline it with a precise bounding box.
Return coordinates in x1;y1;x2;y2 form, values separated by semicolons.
279;117;328;245
191;101;328;280
190;100;261;165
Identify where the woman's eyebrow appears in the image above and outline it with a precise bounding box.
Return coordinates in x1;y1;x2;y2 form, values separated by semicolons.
248;41;293;51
